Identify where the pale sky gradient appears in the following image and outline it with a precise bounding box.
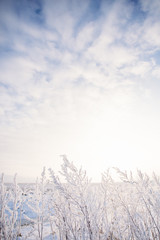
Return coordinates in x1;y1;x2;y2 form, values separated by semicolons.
0;0;160;182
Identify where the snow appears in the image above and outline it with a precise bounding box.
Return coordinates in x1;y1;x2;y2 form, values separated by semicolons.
1;158;160;239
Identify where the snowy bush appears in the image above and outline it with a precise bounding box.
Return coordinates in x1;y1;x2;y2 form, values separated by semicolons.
0;174;23;239
1;157;160;239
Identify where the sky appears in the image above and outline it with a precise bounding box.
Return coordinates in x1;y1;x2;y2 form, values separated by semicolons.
0;0;160;182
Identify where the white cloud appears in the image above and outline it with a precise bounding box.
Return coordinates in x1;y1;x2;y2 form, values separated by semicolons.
152;66;160;78
140;0;160;16
122;61;152;77
74;22;96;51
143;22;160;47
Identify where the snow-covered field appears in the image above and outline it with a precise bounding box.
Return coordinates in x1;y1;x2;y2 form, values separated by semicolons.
1;157;160;239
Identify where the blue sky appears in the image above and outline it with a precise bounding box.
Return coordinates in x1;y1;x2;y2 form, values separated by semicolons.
0;0;160;181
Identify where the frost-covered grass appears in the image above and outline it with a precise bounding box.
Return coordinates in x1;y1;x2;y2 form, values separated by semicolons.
1;156;160;239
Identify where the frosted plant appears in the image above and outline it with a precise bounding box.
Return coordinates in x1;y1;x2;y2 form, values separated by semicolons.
112;168;160;240
49;155;97;240
0;173;8;239
0;173;23;239
101;169;125;240
23;167;51;240
1;160;160;239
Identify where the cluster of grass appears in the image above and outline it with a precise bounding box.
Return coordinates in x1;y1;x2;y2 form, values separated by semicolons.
1;157;160;239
